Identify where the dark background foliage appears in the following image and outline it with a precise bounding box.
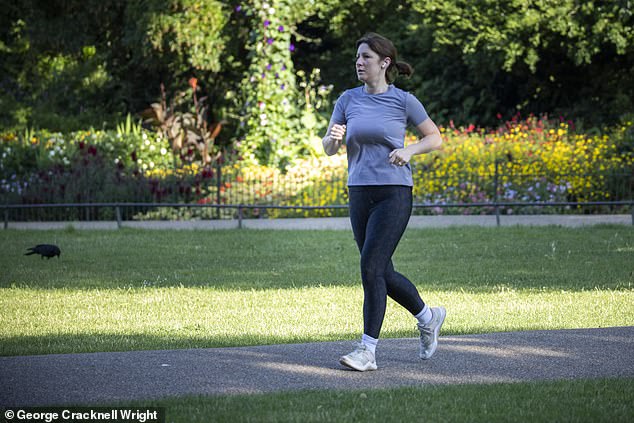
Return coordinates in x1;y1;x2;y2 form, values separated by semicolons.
1;0;633;135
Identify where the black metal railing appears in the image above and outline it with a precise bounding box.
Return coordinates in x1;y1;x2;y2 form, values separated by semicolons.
3;200;634;230
2;161;632;226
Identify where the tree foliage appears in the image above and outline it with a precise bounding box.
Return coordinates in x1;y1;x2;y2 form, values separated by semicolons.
0;0;235;132
414;0;634;71
410;0;634;124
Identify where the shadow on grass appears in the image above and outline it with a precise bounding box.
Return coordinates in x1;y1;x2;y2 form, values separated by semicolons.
3;323;627;357
0;332;361;357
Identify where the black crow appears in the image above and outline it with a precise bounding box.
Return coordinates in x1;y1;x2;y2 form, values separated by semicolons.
25;244;61;259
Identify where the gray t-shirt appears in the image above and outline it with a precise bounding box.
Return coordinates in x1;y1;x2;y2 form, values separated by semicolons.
329;85;429;186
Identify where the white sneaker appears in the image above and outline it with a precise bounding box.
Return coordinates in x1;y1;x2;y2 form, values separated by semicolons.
339;343;377;371
418;306;446;360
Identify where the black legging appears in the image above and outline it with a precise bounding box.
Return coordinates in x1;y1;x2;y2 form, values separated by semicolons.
349;185;426;339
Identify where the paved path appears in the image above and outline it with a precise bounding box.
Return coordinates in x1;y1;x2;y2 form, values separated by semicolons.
1;327;633;407
5;214;632;230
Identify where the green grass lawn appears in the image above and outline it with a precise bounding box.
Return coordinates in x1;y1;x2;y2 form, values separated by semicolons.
1;226;632;356
1;225;633;421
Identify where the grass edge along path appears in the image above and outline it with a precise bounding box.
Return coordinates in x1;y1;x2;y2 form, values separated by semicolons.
117;378;634;422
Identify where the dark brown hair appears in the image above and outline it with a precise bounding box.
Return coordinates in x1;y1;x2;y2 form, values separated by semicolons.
356;32;413;83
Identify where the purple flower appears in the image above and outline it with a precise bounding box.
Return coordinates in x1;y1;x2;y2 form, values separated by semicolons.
235;5;242;12
267;38;274;45
278;25;284;32
281;65;287;71
280;84;286;90
289;43;295;52
264;20;271;27
266;63;272;70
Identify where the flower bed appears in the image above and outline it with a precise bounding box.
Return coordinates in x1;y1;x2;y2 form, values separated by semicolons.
1;115;632;220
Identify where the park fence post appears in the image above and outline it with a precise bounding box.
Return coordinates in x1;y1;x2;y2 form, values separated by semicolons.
115;205;122;229
4;195;7;229
494;161;500;227
216;160;222;220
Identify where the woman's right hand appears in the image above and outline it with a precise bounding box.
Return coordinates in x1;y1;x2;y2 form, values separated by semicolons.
330;124;347;142
323;124;346;155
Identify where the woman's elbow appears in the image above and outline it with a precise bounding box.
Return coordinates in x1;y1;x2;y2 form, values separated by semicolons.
322;139;337;156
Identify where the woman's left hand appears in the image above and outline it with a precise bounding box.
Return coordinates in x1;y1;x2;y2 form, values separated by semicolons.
389;148;412;166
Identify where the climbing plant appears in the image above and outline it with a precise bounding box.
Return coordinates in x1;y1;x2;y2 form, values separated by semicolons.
234;0;329;170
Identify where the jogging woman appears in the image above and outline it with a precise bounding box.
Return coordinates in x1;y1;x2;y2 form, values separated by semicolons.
322;32;446;371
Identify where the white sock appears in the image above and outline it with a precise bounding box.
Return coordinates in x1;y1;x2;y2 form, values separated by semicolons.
361;334;378;354
415;305;433;325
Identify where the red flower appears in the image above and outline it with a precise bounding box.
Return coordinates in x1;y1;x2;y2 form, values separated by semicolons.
189;77;198;90
201;168;214;179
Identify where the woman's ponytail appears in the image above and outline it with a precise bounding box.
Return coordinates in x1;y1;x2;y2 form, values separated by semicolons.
394;61;413;78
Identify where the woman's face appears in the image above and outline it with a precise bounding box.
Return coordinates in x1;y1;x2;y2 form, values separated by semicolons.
356;43;387;84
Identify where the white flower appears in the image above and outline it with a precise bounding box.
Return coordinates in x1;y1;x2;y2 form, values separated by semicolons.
160;148;167;155
269;7;275;14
